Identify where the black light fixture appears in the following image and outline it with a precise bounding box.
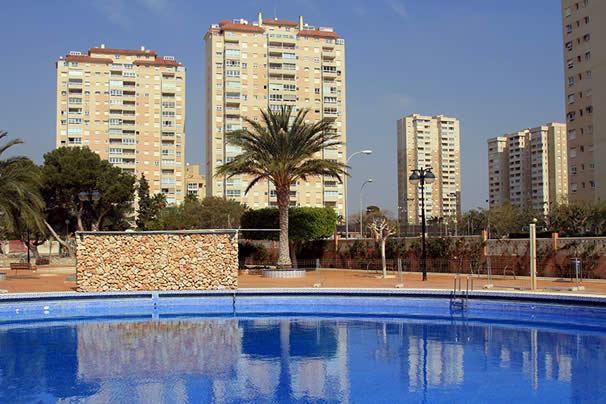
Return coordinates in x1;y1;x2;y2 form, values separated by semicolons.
409;168;436;281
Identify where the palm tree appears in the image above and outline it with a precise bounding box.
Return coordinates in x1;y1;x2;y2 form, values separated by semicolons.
216;106;348;268
0;130;44;234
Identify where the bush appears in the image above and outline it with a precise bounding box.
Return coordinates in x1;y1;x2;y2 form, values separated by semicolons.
238;242;270;263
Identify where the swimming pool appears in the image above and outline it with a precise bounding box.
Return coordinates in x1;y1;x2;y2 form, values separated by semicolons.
1;290;606;403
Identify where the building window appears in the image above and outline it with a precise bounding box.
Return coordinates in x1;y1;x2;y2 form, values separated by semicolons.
568;76;574;86
585;51;591;60
568;129;576;139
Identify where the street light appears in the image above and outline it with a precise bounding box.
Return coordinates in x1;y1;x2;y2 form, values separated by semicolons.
409;167;436;281
359;179;373;238
345;150;372;239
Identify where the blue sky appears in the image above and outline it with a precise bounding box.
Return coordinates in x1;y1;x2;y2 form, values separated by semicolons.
0;0;564;214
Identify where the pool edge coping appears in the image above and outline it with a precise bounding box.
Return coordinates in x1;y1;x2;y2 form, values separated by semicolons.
2;288;606;306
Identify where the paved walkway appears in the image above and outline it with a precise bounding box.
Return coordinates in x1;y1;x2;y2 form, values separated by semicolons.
1;266;605;296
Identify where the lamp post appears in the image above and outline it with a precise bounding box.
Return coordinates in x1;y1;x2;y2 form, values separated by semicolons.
0;211;5;268
345;150;372;239
409;168;436;281
359;179;373;238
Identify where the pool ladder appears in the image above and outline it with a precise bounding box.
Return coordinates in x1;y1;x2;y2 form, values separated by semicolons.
451;275;470;311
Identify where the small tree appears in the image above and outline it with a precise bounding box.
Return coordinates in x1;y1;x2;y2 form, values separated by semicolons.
136;175;165;230
241;207;337;266
368;217;397;278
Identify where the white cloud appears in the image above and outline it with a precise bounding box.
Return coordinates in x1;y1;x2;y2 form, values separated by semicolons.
387;0;407;18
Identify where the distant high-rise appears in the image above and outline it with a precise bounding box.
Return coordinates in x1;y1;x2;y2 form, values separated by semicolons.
185;164;206;199
487;123;568;212
397;114;461;225
56;45;186;205
204;13;347;216
561;0;605;200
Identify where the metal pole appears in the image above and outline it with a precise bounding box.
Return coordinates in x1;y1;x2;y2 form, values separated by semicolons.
487;256;493;287
421;176;427;281
530;222;537;290
27;229;31;265
359;192;363;239
359;179;372;239
313;258;321;288
345;150;372;239
345;173;349;239
396;257;403;288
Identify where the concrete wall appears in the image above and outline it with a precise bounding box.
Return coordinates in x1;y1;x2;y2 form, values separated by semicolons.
76;230;238;292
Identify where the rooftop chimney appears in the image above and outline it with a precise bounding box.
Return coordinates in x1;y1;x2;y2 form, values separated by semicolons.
258;11;262;26
141;46;145;51
299;16;303;30
100;44;105;49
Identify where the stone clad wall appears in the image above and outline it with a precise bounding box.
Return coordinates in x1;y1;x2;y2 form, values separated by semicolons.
76;231;238;292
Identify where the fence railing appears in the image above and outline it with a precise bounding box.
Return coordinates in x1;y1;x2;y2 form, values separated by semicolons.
240;255;598;280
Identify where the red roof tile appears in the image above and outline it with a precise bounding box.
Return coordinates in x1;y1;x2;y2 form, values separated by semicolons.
134;57;182;67
89;47;158;57
263;19;298;26
297;29;339;39
219;20;265;33
63;55;113;64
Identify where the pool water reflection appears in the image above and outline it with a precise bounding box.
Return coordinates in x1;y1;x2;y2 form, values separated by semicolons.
1;316;605;403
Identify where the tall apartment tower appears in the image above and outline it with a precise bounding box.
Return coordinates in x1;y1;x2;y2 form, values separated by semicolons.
55;45;186;205
487;123;568;213
204;13;347;216
397;114;461;225
562;0;605;200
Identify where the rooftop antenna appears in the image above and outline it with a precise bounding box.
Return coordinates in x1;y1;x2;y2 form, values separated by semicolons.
274;6;277;19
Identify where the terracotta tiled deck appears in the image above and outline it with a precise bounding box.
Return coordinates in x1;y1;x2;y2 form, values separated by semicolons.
1;266;606;296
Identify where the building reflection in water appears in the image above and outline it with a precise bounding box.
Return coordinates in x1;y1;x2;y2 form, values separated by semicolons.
2;316;606;401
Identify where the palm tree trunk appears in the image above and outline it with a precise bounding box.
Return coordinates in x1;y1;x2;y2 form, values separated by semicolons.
276;186;292;269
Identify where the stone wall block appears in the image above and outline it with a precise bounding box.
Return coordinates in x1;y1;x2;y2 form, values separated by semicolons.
76;231;238;292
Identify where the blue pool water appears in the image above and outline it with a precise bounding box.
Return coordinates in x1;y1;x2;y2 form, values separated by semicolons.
1;312;606;403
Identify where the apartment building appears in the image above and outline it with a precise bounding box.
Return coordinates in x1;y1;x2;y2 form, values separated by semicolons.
204;13;347;216
487;123;568;213
56;45;186;205
562;0;605;200
185;164;206;199
397;114;461;225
